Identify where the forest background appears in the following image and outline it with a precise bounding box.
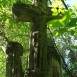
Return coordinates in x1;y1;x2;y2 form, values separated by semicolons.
0;0;77;77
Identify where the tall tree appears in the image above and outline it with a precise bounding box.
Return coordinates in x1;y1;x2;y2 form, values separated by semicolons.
12;0;63;77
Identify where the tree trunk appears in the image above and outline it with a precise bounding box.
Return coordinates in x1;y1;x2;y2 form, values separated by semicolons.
27;16;47;77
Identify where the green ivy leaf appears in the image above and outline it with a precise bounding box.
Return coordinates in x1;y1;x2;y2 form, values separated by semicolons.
60;10;72;26
67;18;77;27
48;20;63;28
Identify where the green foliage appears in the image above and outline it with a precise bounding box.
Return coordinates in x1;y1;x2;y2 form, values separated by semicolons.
48;1;77;76
67;18;77;27
0;0;77;76
48;9;77;37
0;0;31;76
48;20;63;28
0;49;6;77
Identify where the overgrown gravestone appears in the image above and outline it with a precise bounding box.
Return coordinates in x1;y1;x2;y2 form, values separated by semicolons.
6;41;23;77
12;1;63;77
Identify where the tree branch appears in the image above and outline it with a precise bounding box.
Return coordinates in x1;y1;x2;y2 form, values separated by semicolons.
46;14;64;22
12;2;42;22
61;0;68;10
